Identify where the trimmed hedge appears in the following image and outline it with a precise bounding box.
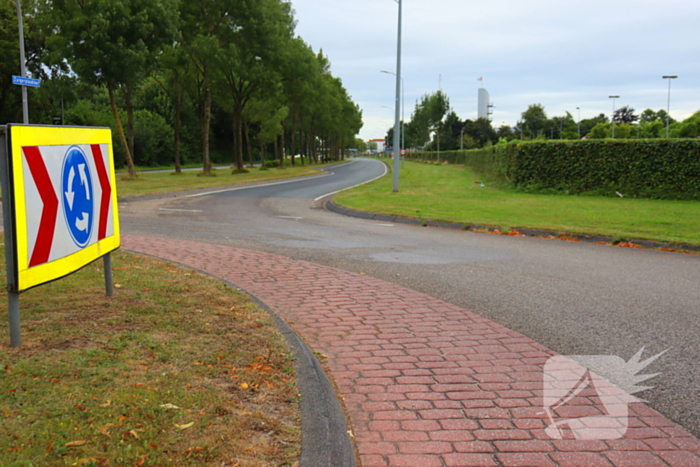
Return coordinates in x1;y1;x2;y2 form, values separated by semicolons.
408;140;700;199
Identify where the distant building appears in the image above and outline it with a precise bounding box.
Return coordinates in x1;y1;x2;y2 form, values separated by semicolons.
477;88;493;120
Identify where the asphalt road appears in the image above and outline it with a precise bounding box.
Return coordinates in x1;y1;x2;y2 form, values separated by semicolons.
120;157;700;438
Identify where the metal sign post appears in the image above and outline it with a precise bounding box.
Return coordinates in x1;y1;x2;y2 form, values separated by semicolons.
0;126;22;347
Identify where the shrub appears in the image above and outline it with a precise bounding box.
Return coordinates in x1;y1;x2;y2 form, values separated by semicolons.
409;140;700;199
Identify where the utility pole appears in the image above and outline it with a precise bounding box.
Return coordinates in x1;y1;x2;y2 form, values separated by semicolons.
16;0;29;123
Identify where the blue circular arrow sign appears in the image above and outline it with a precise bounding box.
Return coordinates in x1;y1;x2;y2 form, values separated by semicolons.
61;146;94;248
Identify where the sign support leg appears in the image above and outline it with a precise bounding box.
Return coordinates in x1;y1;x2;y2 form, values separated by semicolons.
9;292;21;348
103;253;114;297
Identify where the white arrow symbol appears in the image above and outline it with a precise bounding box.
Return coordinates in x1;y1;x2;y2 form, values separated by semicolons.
65;166;75;209
75;212;90;232
78;163;90;200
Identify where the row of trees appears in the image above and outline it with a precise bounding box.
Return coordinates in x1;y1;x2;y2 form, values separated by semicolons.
511;104;700;141
381;91;700;151
385;91;499;152
1;0;362;177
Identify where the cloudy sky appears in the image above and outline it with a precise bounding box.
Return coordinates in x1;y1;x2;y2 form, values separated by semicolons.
289;0;700;142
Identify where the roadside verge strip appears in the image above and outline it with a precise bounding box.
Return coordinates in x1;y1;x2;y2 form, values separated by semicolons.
326;200;700;254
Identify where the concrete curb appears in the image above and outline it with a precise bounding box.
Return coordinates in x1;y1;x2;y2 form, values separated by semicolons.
121;248;357;467
326;200;700;253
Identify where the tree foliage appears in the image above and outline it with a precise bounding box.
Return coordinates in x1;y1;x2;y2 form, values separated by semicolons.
3;0;361;172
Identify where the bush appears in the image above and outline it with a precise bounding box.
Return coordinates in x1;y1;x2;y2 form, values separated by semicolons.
507;140;700;199
408;140;700;199
133;110;174;167
263;160;280;168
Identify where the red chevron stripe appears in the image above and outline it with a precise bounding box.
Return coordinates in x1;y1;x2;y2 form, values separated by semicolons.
23;146;58;267
91;144;111;240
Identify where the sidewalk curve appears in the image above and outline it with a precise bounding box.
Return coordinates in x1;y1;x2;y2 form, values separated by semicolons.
123;235;700;467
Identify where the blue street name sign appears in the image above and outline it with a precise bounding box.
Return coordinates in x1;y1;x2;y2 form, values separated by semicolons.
12;75;40;88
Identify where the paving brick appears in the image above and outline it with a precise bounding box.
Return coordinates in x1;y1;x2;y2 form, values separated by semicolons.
360;454;389;467
549;452;614;467
656;451;700;467
387;454;443;467
401;419;442;431
430;430;475;442
382;430;430;442
442;453;498;466
397;441;453;454
603;451;667;467
497;452;556;467
358;442;397;455
493;440;554;452
474;429;533;441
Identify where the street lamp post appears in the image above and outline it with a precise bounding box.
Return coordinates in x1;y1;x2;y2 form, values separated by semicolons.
15;0;28;124
390;0;402;192
576;107;581;136
609;96;619;138
381;70;404;162
662;75;678;138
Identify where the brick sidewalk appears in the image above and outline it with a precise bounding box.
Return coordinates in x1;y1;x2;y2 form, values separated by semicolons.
122;235;700;467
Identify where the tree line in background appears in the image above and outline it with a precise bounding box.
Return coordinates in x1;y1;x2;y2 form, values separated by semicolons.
382;91;700;152
1;0;363;177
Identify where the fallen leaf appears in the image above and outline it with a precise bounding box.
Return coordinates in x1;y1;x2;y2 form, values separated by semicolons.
159;403;180;410
100;400;111;408
98;423;115;437
75;458;99;465
240;382;249;390
174;421;195;430
65;440;87;447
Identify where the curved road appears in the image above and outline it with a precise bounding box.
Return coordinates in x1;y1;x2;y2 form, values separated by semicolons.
121;157;700;438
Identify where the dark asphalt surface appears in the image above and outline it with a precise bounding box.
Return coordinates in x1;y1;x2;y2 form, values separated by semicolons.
120;157;700;439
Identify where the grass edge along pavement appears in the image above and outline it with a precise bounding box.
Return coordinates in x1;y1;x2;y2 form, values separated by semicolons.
0;246;303;467
333;160;700;250
116;164;327;199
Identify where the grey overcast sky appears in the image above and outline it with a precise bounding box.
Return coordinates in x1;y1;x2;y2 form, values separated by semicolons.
289;0;700;142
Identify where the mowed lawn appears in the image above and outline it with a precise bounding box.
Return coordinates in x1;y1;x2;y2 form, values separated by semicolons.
116;164;325;198
334;160;700;245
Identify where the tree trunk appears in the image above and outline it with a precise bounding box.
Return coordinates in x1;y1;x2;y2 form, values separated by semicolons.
202;72;212;175
245;122;253;167
107;82;137;178
275;134;283;168
173;75;182;174
122;86;135;163
232;105;244;170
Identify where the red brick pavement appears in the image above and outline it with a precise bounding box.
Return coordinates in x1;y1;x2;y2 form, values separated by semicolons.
122;235;700;467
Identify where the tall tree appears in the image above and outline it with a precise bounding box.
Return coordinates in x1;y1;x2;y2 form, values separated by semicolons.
215;0;295;171
613;106;639;124
518;104;548;138
42;0;178;178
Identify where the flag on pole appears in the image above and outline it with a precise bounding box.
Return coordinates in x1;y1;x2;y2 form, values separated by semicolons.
477;77;483;81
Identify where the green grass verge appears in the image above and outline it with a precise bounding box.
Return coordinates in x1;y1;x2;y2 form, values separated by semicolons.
116;164;325;198
335;160;700;245
0;247;300;466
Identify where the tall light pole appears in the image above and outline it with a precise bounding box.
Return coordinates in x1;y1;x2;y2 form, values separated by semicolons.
576;107;581;136
391;0;402;192
663;75;678;138
381;70;404;156
609;96;619;138
15;0;29;123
